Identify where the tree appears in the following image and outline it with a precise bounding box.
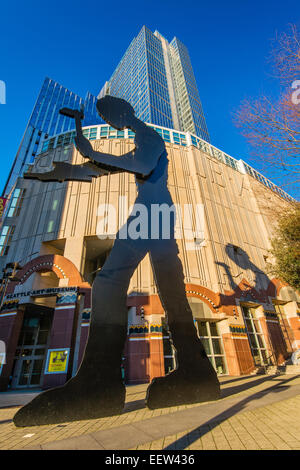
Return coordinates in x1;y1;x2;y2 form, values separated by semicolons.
233;24;300;197
268;202;300;291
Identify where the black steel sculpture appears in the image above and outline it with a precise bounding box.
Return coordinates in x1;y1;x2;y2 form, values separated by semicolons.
13;96;220;427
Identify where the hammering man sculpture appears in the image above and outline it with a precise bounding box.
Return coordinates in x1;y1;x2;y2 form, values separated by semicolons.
14;96;220;427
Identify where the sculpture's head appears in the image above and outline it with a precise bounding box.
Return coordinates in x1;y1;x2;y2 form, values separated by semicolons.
96;96;136;130
225;244;251;269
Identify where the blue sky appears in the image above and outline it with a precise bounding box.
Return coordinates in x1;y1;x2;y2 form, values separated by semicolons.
0;0;299;197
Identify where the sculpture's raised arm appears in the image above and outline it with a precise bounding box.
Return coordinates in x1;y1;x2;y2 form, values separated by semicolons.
61;105;163;178
24;161;104;183
25;97;165;184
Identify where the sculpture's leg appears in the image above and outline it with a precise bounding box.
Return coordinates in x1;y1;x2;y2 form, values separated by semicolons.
14;237;147;427
146;239;220;409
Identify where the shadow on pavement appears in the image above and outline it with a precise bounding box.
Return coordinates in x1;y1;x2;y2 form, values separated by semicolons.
0;419;13;425
123;399;146;413
164;375;298;450
220;375;280;398
218;375;264;386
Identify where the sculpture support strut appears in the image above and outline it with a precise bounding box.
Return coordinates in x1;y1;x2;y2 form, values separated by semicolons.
13;96;220;427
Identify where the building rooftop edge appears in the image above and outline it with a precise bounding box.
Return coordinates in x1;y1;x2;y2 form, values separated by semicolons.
37;123;295;203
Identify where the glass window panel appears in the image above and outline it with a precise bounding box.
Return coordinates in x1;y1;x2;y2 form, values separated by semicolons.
257;335;265;348
252;349;261;365
261;350;268;363
34;348;46;356
197;321;208;337
30;374;42;385
249;334;258;349
209;322;218;336
32;359;43;374
242;307;250;318
21;349;33;356
23;331;36;346
252;320;260;333
37;331;48;345
245;319;253;332
18;360;31;386
39;316;51;330
215;357;226;375
26;318;39;328
212;338;222;355
201;338;211;356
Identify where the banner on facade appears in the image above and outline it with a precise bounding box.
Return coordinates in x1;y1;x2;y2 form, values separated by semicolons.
6;286;78;300
45;348;70;374
0;197;7;220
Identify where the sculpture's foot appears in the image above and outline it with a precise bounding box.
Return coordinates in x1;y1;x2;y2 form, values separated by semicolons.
13;378;126;427
146;367;221;410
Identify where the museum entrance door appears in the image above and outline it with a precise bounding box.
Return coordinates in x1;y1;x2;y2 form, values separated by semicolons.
10;305;53;389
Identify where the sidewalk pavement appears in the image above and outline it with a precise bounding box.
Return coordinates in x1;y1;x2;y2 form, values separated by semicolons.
0;374;300;450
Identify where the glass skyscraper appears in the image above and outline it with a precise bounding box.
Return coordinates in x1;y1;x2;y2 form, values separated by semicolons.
99;26;210;142
3;78;101;197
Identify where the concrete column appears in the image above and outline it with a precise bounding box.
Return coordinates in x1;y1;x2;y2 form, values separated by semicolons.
63;236;85;275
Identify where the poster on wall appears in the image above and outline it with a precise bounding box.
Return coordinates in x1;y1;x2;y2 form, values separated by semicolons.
0;197;7;220
45;348;70;374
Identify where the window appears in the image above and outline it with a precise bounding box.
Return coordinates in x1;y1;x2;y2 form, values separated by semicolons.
128;130;135;139
0;225;15;256
41;140;49;152
7;188;26;218
100;126;108;138
195;320;227;374
241;306;270;366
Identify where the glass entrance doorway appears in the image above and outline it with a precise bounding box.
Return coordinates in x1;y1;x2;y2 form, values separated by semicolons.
241;306;271;366
195;320;227;375
10;306;53;389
